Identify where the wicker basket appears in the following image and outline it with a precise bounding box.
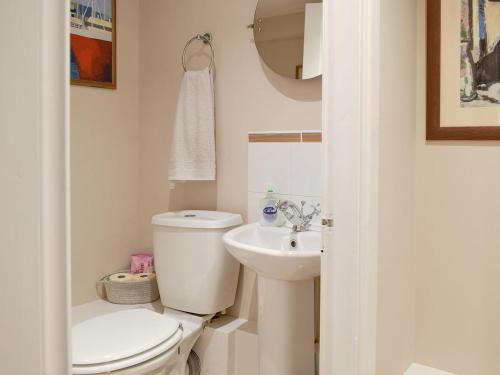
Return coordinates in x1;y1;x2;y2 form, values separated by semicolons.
102;272;160;305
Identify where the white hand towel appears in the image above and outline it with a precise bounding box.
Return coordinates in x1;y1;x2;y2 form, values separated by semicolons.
169;68;215;187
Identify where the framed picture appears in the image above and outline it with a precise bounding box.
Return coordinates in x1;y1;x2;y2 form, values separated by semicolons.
427;0;500;140
70;0;116;89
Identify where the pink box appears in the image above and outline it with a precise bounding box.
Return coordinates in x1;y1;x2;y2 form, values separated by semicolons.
130;252;154;274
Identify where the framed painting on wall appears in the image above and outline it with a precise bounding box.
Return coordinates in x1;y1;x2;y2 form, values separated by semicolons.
70;0;116;89
427;0;500;140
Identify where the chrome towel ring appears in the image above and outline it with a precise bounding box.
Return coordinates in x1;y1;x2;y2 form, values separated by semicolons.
182;33;215;72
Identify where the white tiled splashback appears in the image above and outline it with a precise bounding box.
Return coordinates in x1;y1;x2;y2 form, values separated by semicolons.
247;133;323;223
247;192;322;223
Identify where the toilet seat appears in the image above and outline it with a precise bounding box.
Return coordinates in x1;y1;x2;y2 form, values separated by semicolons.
72;309;183;375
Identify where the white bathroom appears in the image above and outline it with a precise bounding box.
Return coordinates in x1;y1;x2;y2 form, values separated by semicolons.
71;0;323;374
4;1;500;375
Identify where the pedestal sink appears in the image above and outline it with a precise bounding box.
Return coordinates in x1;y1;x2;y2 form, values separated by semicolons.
223;223;321;375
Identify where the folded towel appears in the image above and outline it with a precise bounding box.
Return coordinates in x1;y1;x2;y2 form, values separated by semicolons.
168;68;215;187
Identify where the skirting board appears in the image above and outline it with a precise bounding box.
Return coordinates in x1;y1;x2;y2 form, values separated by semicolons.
405;364;456;375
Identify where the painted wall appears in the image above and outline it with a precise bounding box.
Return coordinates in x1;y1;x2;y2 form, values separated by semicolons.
0;2;44;372
414;2;500;374
138;0;321;318
71;0;141;306
376;0;417;374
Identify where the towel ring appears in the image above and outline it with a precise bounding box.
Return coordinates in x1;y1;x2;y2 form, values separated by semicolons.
182;33;215;72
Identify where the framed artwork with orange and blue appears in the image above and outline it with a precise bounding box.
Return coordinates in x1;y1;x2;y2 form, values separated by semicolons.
70;0;116;89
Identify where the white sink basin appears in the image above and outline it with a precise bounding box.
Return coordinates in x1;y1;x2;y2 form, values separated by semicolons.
223;223;321;281
223;222;322;375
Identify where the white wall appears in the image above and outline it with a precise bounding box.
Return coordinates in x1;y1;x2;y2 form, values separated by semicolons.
370;2;500;374
414;2;500;374
377;2;500;374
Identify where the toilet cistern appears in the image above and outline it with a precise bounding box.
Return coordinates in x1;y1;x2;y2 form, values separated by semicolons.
276;200;321;232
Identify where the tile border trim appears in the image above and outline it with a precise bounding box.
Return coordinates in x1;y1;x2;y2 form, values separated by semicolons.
248;131;322;143
302;132;322;142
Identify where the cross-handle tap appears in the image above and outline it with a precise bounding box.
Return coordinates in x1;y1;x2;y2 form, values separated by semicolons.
275;200;321;232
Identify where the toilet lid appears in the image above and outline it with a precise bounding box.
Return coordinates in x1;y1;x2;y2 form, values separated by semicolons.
72;309;180;366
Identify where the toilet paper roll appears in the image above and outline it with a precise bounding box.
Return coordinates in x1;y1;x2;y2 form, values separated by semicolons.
132;273;156;282
109;273;135;283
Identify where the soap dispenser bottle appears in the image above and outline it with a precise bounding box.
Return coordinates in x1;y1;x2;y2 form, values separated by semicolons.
260;187;285;226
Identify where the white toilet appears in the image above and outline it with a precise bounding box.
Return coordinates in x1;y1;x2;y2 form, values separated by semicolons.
72;210;242;375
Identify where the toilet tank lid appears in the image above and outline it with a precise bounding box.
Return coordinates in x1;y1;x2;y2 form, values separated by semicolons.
152;210;243;229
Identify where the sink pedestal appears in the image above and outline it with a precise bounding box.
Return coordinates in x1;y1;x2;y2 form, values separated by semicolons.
222;223;321;375
257;277;315;375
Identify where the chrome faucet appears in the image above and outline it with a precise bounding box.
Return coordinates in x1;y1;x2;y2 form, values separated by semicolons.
275;200;321;232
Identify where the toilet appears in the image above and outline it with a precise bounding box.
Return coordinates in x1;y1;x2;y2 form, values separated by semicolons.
72;210;242;375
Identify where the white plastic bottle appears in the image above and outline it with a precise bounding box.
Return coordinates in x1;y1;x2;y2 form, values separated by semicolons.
260;187;285;226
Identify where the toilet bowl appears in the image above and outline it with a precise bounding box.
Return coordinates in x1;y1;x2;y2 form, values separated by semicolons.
72;307;210;375
72;210;242;375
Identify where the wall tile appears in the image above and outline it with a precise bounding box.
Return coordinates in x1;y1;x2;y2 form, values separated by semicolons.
290;142;322;197
247;192;263;223
248;137;323;225
247;192;322;225
248;143;292;194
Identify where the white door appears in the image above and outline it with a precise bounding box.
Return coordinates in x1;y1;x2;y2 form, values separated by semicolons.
320;0;379;374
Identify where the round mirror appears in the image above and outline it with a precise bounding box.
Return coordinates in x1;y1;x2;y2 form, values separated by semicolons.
254;0;323;80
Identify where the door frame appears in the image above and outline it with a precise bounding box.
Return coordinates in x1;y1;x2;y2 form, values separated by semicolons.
320;0;380;373
37;0;382;373
41;0;71;373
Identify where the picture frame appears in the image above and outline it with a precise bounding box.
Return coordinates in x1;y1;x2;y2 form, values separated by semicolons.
427;0;500;140
70;0;116;89
296;65;303;80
